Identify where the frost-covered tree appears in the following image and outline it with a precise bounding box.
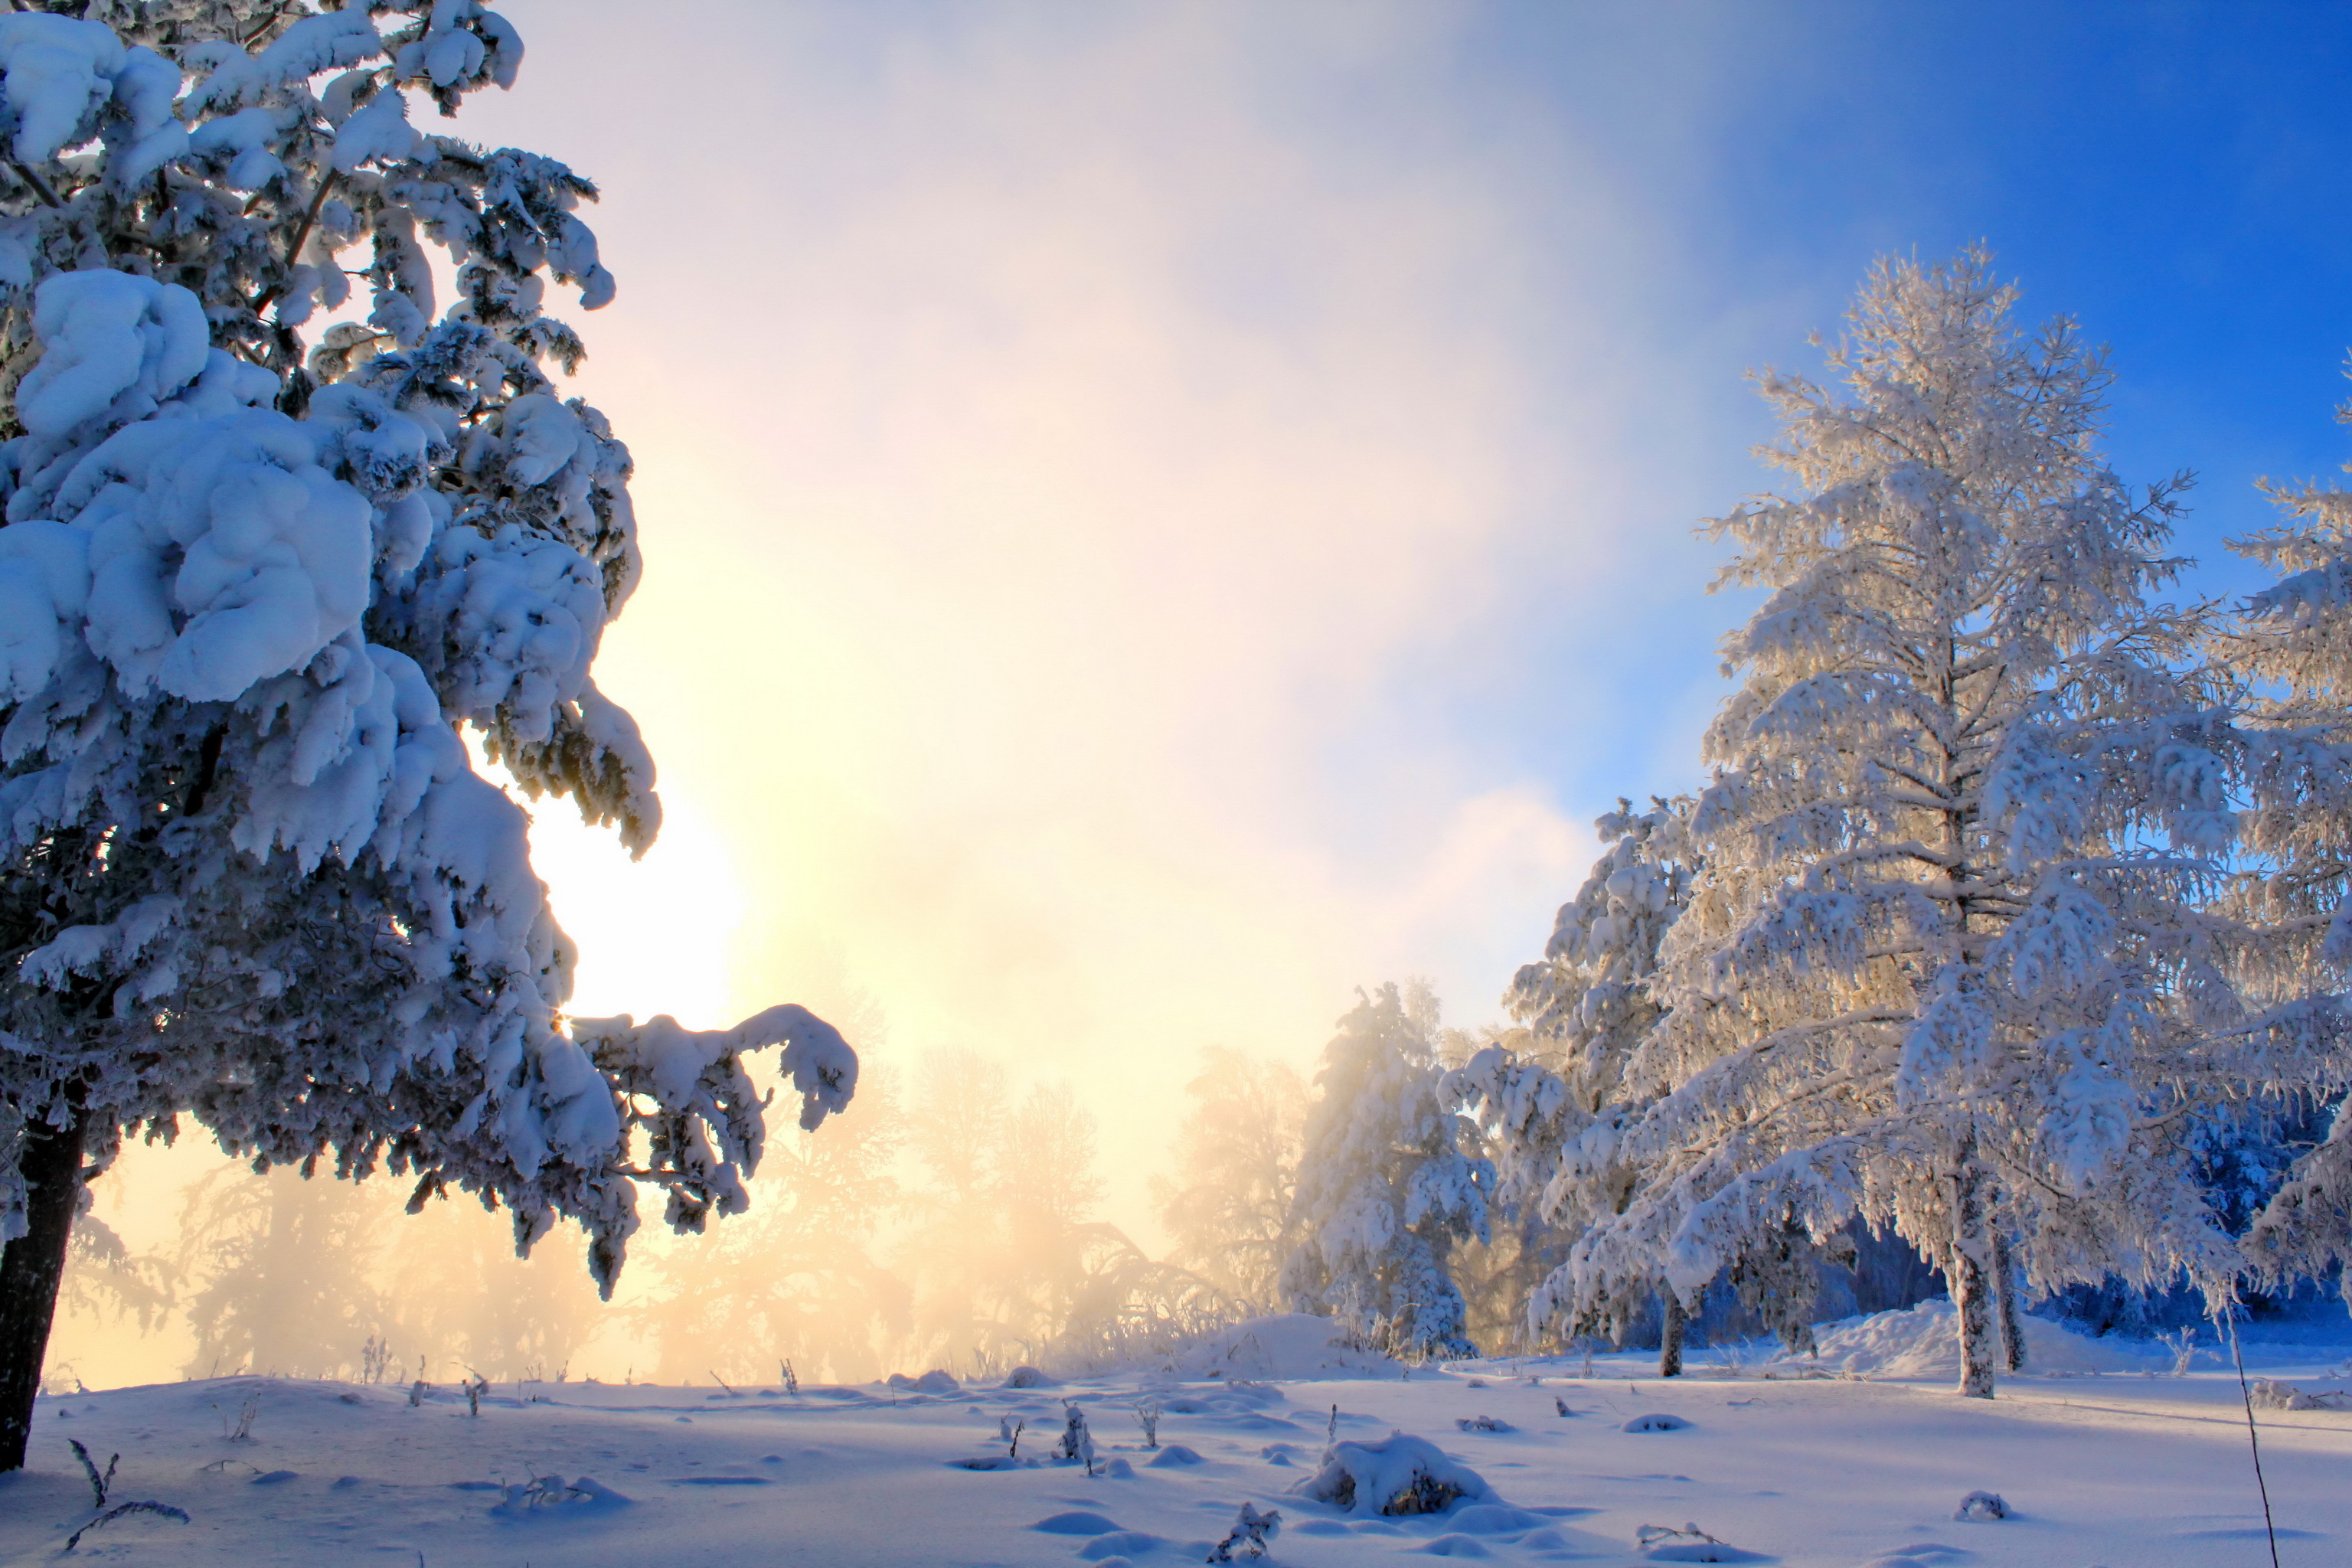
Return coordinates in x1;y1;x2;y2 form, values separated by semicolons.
2213;420;2352;1290
1560;248;2272;1399
1280;982;1490;1360
0;3;855;1468
1452;797;1703;1368
1149;1045;1306;1312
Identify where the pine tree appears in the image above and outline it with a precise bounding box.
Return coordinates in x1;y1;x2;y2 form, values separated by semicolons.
1562;248;2262;1398
0;3;855;1468
2214;405;2352;1289
1454;797;1703;1368
1280;982;1490;1360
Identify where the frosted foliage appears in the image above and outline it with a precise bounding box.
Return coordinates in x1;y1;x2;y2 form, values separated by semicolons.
0;2;847;1295
1453;798;1710;1342
2215;387;2352;1286
1281;983;1491;1359
1554;249;2304;1394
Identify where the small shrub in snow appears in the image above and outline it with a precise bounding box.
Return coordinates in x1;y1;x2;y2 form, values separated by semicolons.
781;1360;800;1396
487;1474;631;1515
951;1454;1035;1472
1059;1401;1097;1474
408;1380;429;1408
1135;1398;1162;1449
1637;1522;1736;1560
1298;1432;1489;1516
1206;1502;1282;1561
215;1396;258;1442
1622;1413;1690;1432
1455;1415;1512;1433
1953;1491;2008;1521
61;1441;188;1552
64;1500;190;1552
463;1375;489;1418
1553;1397;1575;1417
67;1439;117;1510
2246;1379;2350;1412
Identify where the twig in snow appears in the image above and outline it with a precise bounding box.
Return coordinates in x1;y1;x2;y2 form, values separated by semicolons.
64;1500;189;1551
66;1439;117;1509
2225;1310;2281;1568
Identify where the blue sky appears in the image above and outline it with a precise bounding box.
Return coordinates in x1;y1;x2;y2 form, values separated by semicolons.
1378;0;2352;815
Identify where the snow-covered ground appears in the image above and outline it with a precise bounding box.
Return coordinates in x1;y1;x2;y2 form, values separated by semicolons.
5;1311;2350;1566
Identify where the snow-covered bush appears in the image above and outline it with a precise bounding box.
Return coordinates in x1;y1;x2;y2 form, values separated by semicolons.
1057;1399;1095;1472
0;2;856;1472
1297;1430;1489;1516
1205;1501;1282;1561
1281;983;1491;1360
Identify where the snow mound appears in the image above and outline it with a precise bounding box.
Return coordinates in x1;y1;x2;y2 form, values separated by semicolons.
1164;1314;1403;1380
1622;1413;1692;1432
886;1369;959;1393
1034;1511;1122;1534
1779;1298;2167;1379
1298;1432;1491;1516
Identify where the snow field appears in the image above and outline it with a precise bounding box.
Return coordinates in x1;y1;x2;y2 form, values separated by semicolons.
5;1334;2350;1567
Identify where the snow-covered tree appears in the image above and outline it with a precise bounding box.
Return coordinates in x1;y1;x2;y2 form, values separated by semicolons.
1559;248;2273;1399
0;3;856;1469
2213;419;2352;1291
1451;797;1702;1367
1149;1045;1306;1312
1280;982;1490;1360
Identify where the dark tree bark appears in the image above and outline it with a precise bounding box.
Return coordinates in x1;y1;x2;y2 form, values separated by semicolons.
0;1109;87;1472
1658;1289;1685;1377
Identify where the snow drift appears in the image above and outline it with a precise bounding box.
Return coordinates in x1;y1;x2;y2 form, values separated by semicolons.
1777;1298;2167;1379
1158;1314;1403;1381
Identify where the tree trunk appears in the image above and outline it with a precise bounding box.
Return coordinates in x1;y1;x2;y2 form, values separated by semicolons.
1991;1230;2025;1373
1658;1289;1685;1378
1949;1161;1998;1400
0;1109;87;1471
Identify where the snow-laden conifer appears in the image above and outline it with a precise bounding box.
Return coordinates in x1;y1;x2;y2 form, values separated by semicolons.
1280;982;1490;1360
1560;249;2263;1398
1450;798;1707;1366
2213;407;2352;1291
0;2;854;1469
